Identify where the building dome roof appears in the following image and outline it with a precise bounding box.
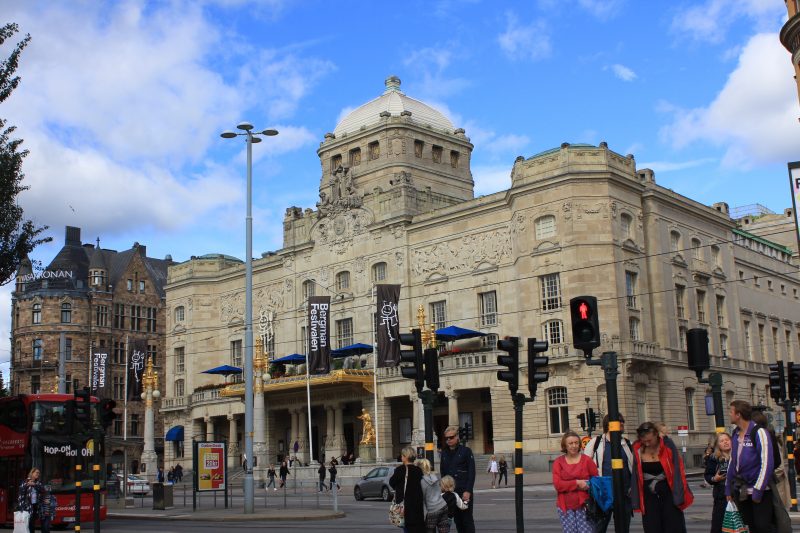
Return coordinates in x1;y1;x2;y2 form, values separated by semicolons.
333;76;454;137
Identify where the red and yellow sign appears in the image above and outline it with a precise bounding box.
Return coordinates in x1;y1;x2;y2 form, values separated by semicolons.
581;436;591;449
197;442;226;491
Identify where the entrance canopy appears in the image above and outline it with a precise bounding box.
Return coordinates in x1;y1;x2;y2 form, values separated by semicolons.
165;425;184;442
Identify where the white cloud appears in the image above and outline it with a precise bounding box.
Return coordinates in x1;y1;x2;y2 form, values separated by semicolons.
402;45;471;100
671;0;785;44
484;134;530;154
610;64;637;82
577;0;625;20
660;33;800;169
472;164;513;196
497;12;551;61
638;158;716;172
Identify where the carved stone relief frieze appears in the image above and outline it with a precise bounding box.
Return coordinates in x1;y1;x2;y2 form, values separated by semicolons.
220;292;243;324
256;282;288;314
411;228;512;278
312;208;374;255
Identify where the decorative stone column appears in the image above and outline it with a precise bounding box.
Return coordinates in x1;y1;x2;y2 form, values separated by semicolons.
227;414;239;469
290;410;298;457
331;403;347;457
139;355;160;481
410;391;425;448
324;405;335;460
205;416;214;441
297;410;309;465
447;391;459;427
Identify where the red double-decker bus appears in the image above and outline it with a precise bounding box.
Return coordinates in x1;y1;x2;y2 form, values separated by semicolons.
0;393;108;527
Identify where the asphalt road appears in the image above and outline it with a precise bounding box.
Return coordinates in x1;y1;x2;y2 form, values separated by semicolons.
102;480;719;532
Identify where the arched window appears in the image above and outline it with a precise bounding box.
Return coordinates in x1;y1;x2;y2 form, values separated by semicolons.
542;320;563;345
175;306;185;322
61;303;72;323
629;317;640;341
691;238;702;259
621;213;632;239
547;387;569;434
302;279;316;299
535;215;556;239
336;271;350;291
372;262;387;283
670;231;681;253
32;303;41;324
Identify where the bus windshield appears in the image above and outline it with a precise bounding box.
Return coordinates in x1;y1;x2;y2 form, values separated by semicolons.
31;401;92;435
33;435;105;493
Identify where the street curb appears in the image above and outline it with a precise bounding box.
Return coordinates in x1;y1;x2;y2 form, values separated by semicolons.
108;511;346;522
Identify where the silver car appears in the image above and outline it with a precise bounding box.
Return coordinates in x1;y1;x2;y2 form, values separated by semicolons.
353;466;395;501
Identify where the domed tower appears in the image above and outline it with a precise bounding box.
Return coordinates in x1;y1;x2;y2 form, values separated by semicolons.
316;76;474;219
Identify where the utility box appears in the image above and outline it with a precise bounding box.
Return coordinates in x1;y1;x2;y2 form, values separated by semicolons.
152;482;173;510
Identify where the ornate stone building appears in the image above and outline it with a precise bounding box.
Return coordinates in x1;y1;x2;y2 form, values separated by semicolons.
781;0;800;109
161;77;800;473
10;227;171;474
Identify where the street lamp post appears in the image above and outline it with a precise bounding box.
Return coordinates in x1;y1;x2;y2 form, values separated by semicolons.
221;123;278;514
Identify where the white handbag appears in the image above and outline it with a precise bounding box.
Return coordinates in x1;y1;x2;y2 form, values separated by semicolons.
14;510;30;533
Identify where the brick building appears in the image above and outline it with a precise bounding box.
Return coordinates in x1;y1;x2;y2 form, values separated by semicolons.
10;226;171;474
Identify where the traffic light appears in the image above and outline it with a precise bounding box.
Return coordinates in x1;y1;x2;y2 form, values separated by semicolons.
424;348;440;393
497;337;520;393
569;296;600;356
687;328;710;374
97;398;118;430
587;408;597;432
67;387;93;432
399;329;424;392
577;413;587;431
528;337;549;399
787;362;800;405
769;361;786;405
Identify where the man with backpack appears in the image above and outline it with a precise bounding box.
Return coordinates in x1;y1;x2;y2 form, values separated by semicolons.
583;414;634;533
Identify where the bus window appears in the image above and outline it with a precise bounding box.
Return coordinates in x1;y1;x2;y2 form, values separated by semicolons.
31;402;71;434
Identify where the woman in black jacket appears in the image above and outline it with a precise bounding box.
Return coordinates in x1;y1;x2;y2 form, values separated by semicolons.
704;432;731;533
389;446;425;533
279;460;290;488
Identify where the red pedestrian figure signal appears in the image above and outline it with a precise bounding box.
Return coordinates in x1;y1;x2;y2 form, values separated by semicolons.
578;302;589;320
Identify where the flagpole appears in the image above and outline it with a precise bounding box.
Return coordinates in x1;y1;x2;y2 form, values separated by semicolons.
123;334;129;441
372;285;379;462
305;352;313;464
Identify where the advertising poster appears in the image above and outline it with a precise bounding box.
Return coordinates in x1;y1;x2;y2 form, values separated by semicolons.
307;296;331;374
91;351;108;397
196;442;226;491
376;284;401;367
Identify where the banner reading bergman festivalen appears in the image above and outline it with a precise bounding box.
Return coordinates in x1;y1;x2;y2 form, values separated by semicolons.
127;339;147;401
307;296;331;374
376;284;401;367
91;351;109;397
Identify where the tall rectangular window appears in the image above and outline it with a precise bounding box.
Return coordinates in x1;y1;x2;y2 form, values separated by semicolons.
629;318;640;341
32;303;41;324
772;327;779;360
716;295;725;327
540;273;561;311
543;320;563;345
758;324;766;360
744;321;752;360
130;414;139;437
685;389;696;431
33;339;43;361
625;271;637;308
96;305;109;327
479;291;497;327
113;341;124;364
696;290;706;323
114;304;126;329
130;305;142;331
547;387;569;434
175;347;185;373
113;376;123;400
145;307;157;333
336;318;354;349
675;285;685;318
31;375;41;394
66;374;72;394
231;340;243;367
720;334;728;358
64;338;72;361
430;301;447;330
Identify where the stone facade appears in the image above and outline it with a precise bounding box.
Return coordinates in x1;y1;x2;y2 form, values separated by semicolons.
10;227;171;475
781;0;800;109
161;78;800;473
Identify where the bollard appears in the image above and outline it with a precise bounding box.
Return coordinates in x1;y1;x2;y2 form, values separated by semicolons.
332;480;338;512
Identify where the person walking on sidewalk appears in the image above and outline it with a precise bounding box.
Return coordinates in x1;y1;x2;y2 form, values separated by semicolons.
726;400;775;533
17;467;45;533
328;459;340;491
317;460;328;492
38;487;56;533
497;455;508;487
487;455;499;489
417;458;449;533
390;447;425;533
440;425;476;533
583;413;634;533
704;432;731;533
552;430;599;532
266;464;277;491
279;460;290;488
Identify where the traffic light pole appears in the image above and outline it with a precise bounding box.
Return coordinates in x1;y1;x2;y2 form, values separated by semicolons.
588;352;628;533
422;389;435;469
783;401;798;512
93;425;101;533
513;393;525;533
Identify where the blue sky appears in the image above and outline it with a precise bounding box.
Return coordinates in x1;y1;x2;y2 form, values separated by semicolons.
1;0;798;379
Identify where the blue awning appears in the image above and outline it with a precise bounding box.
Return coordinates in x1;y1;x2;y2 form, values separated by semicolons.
165;425;184;442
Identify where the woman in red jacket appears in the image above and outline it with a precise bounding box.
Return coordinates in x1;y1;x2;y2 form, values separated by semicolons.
631;422;694;533
552;430;599;532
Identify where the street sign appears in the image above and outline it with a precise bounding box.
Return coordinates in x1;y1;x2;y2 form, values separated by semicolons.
581;436;591;449
677;425;689;437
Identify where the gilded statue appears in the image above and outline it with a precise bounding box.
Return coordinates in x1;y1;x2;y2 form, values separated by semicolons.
357;408;376;444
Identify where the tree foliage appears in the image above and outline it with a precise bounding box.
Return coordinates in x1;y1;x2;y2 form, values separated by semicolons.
0;22;50;286
0;370;7;397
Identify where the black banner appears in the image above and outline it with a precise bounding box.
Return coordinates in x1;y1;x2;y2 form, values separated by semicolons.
127;340;146;401
91;351;109;397
307;296;330;374
376;284;401;367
